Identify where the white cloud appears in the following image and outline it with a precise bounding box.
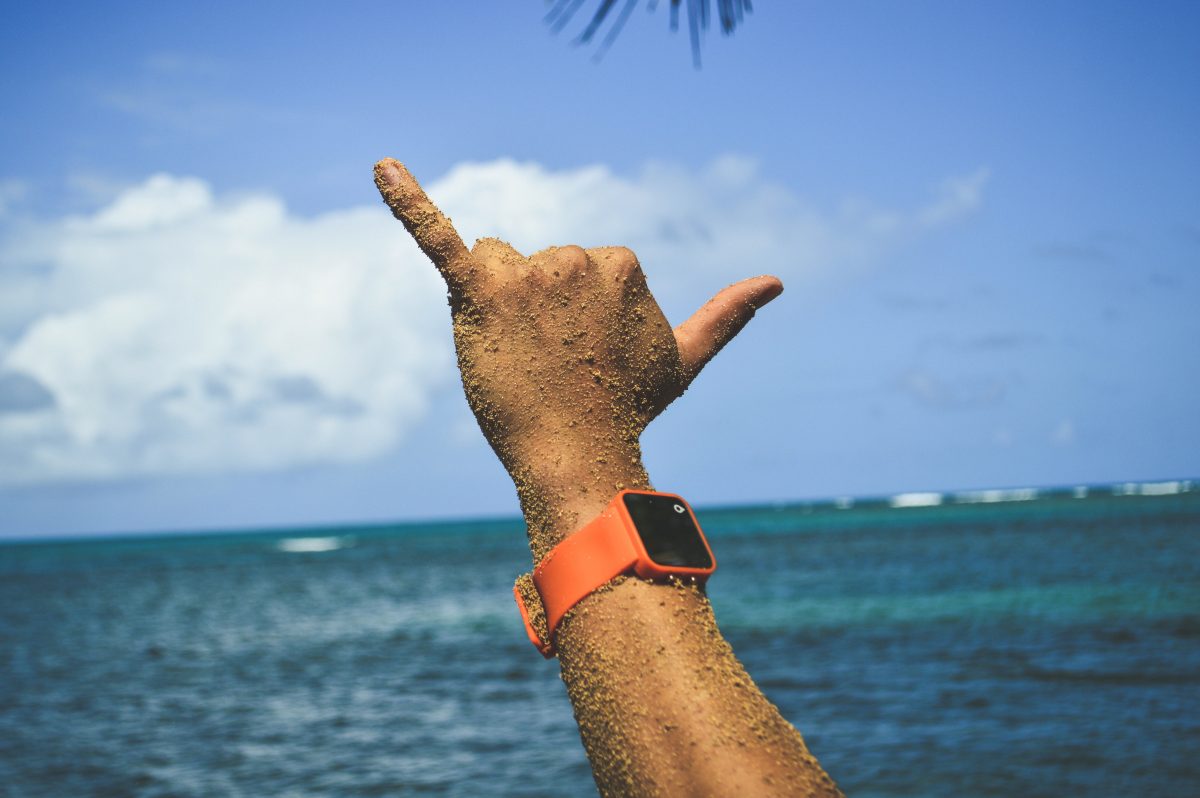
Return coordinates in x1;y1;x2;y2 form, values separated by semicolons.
895;367;1007;410
0;180;28;219
0;158;986;484
0;176;450;483
916;168;989;228
433;158;988;294
142;51;228;78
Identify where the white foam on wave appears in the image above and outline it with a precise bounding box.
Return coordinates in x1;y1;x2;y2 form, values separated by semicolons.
1134;481;1183;496
953;488;1038;504
1112;480;1194;497
890;492;943;508
276;536;353;553
875;479;1192;509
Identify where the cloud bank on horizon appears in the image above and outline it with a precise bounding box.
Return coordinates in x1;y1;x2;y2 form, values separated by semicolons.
0;157;986;485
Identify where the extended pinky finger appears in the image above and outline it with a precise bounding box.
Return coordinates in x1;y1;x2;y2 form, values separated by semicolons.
374;158;472;286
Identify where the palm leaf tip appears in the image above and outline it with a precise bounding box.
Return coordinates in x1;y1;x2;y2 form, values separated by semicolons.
546;0;752;67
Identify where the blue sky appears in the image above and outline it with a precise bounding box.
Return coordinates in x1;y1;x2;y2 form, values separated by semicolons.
1;1;1197;537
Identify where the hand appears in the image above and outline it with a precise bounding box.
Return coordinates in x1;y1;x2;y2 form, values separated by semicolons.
374;158;783;560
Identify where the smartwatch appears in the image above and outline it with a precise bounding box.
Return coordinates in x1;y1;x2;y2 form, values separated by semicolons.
513;489;717;658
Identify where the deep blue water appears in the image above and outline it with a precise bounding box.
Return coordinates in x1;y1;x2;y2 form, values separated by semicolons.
1;488;1198;797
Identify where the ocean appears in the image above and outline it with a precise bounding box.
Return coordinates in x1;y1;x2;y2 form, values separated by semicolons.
2;484;1197;797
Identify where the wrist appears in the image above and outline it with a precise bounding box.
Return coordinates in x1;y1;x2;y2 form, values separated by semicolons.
514;488;716;659
509;442;651;562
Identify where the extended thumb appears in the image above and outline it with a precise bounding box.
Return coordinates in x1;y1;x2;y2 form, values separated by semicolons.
673;275;783;382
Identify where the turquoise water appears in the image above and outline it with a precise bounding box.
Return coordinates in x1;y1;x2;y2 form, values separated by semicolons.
1;488;1198;796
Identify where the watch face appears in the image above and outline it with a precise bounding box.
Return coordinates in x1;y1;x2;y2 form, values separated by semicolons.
622;493;713;569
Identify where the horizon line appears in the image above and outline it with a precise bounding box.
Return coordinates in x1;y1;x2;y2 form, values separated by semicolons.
1;476;1195;547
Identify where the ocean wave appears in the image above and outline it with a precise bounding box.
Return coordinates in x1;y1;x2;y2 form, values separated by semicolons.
889;492;943;508
275;536;353;553
952;487;1039;504
1114;480;1191;497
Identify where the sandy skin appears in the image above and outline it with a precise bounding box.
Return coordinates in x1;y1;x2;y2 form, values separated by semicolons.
375;158;841;797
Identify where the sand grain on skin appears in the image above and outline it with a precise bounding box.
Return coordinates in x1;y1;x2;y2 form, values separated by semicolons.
375;163;839;796
556;578;844;797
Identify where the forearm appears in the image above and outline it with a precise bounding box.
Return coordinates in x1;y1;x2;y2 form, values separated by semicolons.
519;462;842;798
559;578;841;797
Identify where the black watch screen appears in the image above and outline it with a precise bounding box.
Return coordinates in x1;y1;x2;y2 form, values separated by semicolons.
622;492;713;569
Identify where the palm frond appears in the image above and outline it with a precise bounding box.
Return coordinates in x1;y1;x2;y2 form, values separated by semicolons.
546;0;753;67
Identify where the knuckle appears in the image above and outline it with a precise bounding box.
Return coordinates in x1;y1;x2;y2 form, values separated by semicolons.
555;245;589;271
595;246;641;280
611;245;638;264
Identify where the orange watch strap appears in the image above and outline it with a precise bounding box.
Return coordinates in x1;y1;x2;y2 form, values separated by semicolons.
515;490;716;657
532;500;639;648
513;574;554;657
